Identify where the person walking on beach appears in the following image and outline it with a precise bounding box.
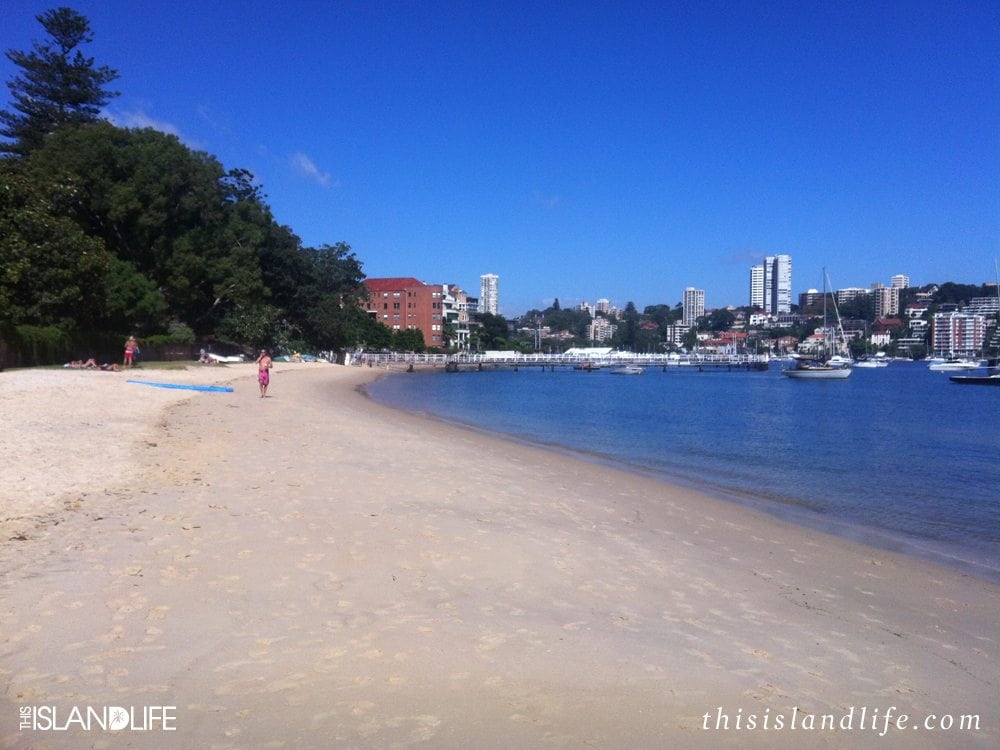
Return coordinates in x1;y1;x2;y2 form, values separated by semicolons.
123;336;138;367
256;348;273;398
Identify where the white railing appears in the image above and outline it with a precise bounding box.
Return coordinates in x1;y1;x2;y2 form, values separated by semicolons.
351;351;771;367
352;352;450;367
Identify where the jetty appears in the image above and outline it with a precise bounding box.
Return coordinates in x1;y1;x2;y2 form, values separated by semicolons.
352;352;771;372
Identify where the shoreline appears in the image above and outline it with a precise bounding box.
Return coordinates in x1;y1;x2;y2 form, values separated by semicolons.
374;396;1000;583
363;367;1000;585
1;364;997;748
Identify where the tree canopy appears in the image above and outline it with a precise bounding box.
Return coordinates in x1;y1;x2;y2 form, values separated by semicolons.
0;8;393;356
0;121;381;351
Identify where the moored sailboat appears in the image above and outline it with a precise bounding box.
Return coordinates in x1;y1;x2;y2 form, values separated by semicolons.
783;268;852;380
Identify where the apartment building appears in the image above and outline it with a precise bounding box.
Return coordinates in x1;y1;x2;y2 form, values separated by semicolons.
871;283;900;318
682;287;705;328
444;284;478;350
589;316;616;342
931;311;986;357
749;264;765;309
890;274;910;289
836;287;869;305
750;254;792;314
364;277;446;348
479;273;499;315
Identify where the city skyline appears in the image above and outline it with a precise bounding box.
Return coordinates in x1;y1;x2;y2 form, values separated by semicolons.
2;2;997;314
478;262;989;320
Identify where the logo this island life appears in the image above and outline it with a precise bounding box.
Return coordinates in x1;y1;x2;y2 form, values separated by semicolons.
19;705;177;732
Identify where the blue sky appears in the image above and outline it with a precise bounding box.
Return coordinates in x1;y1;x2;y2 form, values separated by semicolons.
3;1;998;315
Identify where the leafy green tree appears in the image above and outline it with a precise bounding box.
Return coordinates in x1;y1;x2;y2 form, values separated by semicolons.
703;308;735;332
643;304;679;325
634;325;663;353
359;318;393;350
539;306;591;338
219;303;286;350
682;327;699;351
25;123;242;330
477;312;509;349
393;328;426;352
612;301;639;350
838;295;874;322
933;282;990;306
1;7;119;156
0;162;111;327
294;243;368;349
101;255;168;332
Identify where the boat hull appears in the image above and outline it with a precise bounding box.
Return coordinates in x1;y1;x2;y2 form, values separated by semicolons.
782;366;852;379
929;363;979;371
949;374;1000;386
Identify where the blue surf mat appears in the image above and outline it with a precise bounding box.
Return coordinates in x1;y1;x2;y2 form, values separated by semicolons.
127;380;234;393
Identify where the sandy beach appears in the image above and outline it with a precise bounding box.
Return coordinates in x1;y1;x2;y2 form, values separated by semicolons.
0;363;996;748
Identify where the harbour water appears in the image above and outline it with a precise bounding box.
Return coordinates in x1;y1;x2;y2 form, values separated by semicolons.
365;361;1000;581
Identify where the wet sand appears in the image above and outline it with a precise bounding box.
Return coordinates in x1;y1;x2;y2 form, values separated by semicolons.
1;364;996;748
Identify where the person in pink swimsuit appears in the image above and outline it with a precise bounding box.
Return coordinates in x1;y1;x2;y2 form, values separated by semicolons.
256;349;273;398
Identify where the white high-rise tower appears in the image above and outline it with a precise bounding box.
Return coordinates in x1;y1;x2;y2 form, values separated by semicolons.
479;273;499;315
759;254;792;314
683;287;705;328
750;265;765;309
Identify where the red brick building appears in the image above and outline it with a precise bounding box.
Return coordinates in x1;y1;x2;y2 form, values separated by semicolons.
363;277;445;348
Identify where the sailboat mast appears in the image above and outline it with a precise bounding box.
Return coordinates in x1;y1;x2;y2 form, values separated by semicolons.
822;267;828;358
824;268;849;358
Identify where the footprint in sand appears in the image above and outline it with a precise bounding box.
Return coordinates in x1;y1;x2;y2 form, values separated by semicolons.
147;605;170;621
476;632;509;652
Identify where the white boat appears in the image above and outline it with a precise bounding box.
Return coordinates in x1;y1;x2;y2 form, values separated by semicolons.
609;365;644;375
854;358;889;368
928;357;980;371
783;268;852;380
782;360;853;379
827;354;855;367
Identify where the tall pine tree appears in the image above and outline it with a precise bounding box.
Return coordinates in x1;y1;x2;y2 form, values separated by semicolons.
1;7;119;156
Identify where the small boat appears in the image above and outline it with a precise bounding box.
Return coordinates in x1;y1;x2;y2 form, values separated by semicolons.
782;360;853;379
574;362;602;371
928;357;980;371
949;373;1000;386
854;358;889;368
609;365;644;375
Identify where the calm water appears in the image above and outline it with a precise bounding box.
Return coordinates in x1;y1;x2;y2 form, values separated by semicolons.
365;362;1000;581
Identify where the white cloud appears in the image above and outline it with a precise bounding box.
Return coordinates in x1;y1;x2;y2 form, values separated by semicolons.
290;152;334;187
103;108;181;137
532;191;562;209
196;104;230;135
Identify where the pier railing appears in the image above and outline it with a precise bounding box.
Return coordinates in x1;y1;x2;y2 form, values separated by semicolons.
351;351;771;369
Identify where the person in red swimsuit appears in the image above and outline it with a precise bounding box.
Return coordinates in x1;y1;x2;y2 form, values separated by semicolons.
123;336;137;367
256;349;273;398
